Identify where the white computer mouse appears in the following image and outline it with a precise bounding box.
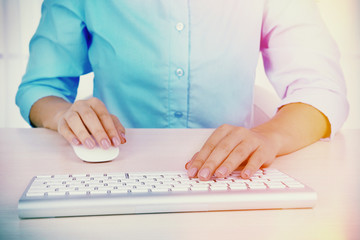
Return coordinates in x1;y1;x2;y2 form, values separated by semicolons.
72;143;119;163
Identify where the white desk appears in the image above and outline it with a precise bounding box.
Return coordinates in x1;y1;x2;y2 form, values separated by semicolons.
0;128;359;240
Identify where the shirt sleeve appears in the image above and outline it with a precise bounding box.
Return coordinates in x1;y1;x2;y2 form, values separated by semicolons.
15;0;91;125
261;0;349;138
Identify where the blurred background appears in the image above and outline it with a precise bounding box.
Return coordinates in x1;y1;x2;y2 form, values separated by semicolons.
0;0;359;129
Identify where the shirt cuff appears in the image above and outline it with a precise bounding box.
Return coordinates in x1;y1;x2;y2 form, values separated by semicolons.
15;85;73;127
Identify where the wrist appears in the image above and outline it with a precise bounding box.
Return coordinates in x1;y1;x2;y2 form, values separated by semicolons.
251;103;331;156
30;96;71;131
47;107;69;131
251;123;288;157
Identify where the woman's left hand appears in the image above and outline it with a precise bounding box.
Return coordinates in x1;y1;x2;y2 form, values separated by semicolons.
185;103;332;180
185;124;281;180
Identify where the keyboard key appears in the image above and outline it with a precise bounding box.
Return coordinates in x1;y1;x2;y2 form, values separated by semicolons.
247;183;267;190
266;182;287;189
111;189;129;194
285;182;305;188
68;191;88;196
26;192;45;197
171;187;190;192
210;185;228;191
190;186;209;191
151;188;171;193
229;184;248;190
48;191;67;197
91;190;109;195
131;188;149;193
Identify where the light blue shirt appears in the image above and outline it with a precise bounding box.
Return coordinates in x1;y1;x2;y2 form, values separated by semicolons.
16;0;349;132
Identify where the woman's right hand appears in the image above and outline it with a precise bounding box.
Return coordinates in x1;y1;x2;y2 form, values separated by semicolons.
56;97;126;149
30;96;126;149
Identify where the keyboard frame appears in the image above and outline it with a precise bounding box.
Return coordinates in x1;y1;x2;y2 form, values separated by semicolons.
18;170;317;219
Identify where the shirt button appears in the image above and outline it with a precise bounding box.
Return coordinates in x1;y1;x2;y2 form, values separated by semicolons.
176;22;184;31
176;68;184;77
174;111;183;118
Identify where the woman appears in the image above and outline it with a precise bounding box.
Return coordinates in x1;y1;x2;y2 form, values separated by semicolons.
16;0;349;180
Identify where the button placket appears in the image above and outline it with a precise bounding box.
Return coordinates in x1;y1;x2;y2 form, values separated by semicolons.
168;1;190;127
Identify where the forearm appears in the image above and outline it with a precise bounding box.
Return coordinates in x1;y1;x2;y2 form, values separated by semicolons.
252;102;331;156
29;96;72;130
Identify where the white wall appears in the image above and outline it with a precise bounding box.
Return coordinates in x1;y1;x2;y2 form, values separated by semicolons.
0;0;44;128
1;0;359;129
0;0;93;128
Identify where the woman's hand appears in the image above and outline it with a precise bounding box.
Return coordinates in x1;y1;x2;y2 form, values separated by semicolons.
185;124;280;180
185;103;331;180
30;96;126;149
57;97;126;149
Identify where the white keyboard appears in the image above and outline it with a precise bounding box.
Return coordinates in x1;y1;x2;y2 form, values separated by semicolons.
18;169;317;218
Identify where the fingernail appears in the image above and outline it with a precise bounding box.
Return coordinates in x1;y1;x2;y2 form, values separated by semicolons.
72;137;80;145
199;168;210;180
101;139;111;149
120;132;126;144
85;138;95;149
186;152;198;169
112;137;121;147
216;166;228;178
242;169;251;179
188;168;198;178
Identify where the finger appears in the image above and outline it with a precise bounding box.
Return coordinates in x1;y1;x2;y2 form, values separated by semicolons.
64;110;96;149
76;102;111;149
214;139;258;178
242;146;272;179
89;100;121;147
58;118;81;146
185;152;199;170
197;129;248;180
111;114;126;144
187;124;233;178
